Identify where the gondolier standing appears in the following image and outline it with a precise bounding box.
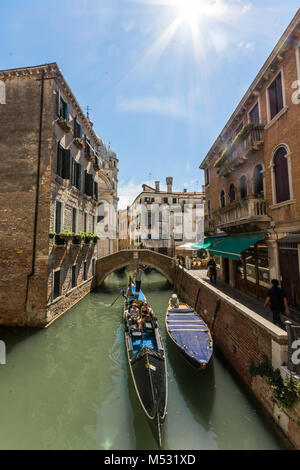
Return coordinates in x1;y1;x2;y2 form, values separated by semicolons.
264;279;290;330
133;266;144;293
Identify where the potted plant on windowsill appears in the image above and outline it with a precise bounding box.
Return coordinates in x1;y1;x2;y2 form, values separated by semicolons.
58;230;74;240
73;232;84;245
57;116;72;133
73;137;84;149
49;231;57;239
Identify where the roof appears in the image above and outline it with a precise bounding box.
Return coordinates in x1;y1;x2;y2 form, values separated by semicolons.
199;9;300;170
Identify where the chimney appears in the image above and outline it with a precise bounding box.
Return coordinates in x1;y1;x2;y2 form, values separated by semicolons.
166;177;173;193
183;188;187;193
155;181;160;192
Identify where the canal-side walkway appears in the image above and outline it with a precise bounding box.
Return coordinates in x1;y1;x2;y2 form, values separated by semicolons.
187;269;300;327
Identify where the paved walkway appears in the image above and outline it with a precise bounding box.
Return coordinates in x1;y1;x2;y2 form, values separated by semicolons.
188;269;300;327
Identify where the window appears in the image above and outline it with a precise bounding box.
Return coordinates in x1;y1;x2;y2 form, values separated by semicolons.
274;147;290;203
229;184;235;203
163;198;168;204
84;171;94;197
71;265;77;288
97;204;105;223
84;213;87;233
57;91;70;120
92;215;95;233
57;143;71;179
94;182;98;201
72;208;77;233
240;176;247;200
268;73;284;120
172;198;177;204
253;164;264;197
205;168;210;185
92;259;96;276
55;201;62;234
249;103;260;124
71;160;82;190
53;270;61;299
83;262;87;281
73;117;82;139
220;190;225;208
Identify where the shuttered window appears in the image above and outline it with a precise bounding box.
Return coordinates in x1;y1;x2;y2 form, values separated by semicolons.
57;143;71;179
84;213;87;233
71;159;82;190
73;117;82;139
94;181;98;201
72;208;77;233
253;164;264;196
72;265;77;288
268;73;284;120
55;201;62;234
274;147;290;203
53;270;61;299
220;190;225;208
229;184;236;203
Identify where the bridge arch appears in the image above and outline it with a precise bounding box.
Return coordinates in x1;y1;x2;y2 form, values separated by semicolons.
95;249;177;286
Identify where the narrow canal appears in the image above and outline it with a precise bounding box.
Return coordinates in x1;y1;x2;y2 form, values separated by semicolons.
0;272;287;450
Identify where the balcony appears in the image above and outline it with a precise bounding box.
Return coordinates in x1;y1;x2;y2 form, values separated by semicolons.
218;198;270;232
214;124;264;177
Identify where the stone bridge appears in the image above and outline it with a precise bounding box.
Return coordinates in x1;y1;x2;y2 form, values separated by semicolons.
95;249;177;286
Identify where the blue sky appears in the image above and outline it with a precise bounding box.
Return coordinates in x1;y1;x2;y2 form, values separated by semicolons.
0;0;298;208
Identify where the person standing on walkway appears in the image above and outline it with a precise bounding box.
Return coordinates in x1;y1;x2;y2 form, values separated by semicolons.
133;266;144;294
207;255;217;285
264;279;290;329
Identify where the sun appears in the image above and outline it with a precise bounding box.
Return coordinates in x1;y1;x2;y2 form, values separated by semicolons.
177;0;203;25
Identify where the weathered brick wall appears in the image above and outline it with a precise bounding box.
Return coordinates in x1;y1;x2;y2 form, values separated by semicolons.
0;68;54;326
175;267;300;449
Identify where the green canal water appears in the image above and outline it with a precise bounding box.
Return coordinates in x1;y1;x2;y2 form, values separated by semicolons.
0;272;288;450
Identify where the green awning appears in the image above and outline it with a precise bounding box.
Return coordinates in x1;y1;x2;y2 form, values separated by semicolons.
192;236;225;251
209;233;268;260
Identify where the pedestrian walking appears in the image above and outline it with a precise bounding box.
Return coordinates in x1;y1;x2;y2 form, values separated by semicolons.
264;279;290;330
207;255;217;285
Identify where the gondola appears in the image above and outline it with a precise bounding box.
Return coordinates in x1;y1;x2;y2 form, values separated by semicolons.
123;284;168;448
165;302;213;370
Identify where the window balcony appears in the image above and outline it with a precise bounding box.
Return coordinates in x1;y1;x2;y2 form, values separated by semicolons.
214;124;264;177
218;198;270;232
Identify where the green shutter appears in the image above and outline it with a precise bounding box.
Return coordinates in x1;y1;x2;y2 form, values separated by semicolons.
57;142;63;176
57;89;61;117
62;149;71;179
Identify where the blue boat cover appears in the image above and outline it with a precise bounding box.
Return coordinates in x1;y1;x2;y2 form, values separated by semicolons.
131;284;146;302
167;308;212;365
132;332;157;353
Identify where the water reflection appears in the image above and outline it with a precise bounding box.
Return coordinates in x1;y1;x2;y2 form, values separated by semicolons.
0;270;287;450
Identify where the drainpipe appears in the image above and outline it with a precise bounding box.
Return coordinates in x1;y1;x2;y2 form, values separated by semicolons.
24;69;45;312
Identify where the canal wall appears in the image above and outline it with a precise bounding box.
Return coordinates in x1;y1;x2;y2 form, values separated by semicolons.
175;266;300;449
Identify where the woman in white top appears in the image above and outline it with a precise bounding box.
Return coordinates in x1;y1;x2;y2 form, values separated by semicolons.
169;294;179;309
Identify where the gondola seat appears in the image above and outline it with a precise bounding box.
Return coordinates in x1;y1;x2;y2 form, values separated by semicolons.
143;322;153;332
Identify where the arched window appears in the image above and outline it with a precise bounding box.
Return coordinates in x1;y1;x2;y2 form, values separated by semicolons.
274;147;290;203
220;190;225;208
240;176;247;200
229;184;235;203
253;164;264;196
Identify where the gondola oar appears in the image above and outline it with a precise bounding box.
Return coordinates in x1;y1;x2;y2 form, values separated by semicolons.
109;290;123;307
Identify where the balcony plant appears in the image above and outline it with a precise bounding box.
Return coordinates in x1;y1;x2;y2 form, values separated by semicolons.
49;231;57;239
214;123;265;169
57;116;72;133
73;137;84;149
58;230;74;240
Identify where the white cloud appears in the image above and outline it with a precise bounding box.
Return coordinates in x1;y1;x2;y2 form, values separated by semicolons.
116;95;190;120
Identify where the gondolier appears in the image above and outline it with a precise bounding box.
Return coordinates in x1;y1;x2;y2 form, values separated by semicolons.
133;266;144;293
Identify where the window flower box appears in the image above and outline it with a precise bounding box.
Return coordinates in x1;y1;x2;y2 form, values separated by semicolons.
49;231;57;239
57;116;72;133
73;137;84;150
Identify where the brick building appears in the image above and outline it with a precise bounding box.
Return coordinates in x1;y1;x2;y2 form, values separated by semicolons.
126;177;205;257
200;10;300;309
0;63;118;327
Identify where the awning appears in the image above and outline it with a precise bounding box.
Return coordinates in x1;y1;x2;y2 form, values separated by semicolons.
192;236;225;251
209;233;268;260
